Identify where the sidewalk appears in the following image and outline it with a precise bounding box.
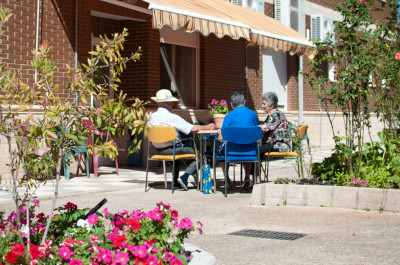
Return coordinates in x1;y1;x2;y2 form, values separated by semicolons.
0;150;333;203
0;150;399;264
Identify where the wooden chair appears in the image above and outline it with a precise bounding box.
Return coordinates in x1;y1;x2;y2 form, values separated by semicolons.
263;124;309;181
145;126;198;193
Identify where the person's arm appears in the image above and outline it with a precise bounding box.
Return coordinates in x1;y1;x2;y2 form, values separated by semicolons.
191;123;215;132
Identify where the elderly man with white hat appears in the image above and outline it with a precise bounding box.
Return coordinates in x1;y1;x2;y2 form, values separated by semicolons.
147;89;215;191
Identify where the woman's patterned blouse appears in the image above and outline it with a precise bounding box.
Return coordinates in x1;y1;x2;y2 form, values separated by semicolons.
262;110;291;152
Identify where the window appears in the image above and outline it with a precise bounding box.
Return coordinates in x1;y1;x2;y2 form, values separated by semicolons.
262;48;287;110
274;0;305;35
91;37;114;107
160;44;197;108
159;28;199;109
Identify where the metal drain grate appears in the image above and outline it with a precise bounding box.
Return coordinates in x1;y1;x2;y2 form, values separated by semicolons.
228;229;306;241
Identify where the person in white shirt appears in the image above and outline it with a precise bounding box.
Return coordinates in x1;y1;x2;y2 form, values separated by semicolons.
147;89;215;190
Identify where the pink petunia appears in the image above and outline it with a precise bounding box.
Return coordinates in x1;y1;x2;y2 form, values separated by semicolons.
89;234;100;244
179;217;193;230
58;247;72;260
147;255;159;264
170;258;183;265
69;259;83;265
61;238;75;248
170;210;178;219
133;245;148;259
220;99;227;106
103;208;110;218
148;208;163;221
32;199;40;207
156;201;170;210
87;214;98;225
113;251;129;265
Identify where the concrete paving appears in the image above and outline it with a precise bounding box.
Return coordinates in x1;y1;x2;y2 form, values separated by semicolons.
0;150;399;264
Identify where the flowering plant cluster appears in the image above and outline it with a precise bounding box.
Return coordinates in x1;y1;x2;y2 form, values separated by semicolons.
0;201;202;264
208;99;229;116
350;179;369;187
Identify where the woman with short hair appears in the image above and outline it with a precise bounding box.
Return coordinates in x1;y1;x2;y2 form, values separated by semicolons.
259;91;291;155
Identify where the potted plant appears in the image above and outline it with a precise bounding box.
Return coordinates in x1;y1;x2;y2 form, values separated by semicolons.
208;99;229;129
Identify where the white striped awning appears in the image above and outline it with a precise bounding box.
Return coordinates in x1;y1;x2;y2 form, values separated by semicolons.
142;0;313;56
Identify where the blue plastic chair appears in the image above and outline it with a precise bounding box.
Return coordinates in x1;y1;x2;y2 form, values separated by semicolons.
213;126;262;197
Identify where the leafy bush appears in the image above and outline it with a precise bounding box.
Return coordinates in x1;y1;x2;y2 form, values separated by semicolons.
0;201;202;264
312;132;400;188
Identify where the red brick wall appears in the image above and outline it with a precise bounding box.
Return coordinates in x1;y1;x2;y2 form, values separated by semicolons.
0;0;76;99
200;34;256;109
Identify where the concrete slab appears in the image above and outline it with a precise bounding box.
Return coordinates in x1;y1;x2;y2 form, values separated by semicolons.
286;184;306;206
332;186;358;209
357;188;385;211
264;183;285;206
384;189;400;212
306;185;333;207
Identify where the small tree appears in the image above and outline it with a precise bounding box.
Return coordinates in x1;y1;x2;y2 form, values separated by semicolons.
305;0;394;179
0;8;148;246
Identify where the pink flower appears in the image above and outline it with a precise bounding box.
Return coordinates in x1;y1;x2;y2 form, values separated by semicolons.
156;201;170;210
197;221;203;235
58;247;72;260
395;53;400;60
103;208;110;218
170;258;183;265
147;255;159;264
89;234;100;244
69;259;83;265
39;241;52;257
133;245;148;259
179;217;193;230
32;199;40;207
61;238;75;248
113;251;129;265
170;210;178;219
87;214;98;225
220;99;227;106
359;0;367;4
148;208;163;221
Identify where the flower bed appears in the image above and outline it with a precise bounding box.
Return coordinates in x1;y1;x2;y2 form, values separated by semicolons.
0;201;202;264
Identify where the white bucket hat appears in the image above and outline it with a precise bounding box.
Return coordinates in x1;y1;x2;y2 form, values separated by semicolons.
151;89;179;102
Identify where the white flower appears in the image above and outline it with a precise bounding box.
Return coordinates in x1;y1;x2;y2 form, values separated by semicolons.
77;219;92;230
21;225;29;235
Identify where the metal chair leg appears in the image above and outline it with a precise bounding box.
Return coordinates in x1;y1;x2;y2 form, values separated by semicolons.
163;160;167;189
145;158;150;192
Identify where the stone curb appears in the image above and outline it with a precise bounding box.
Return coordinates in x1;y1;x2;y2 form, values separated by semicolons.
251;183;400;212
183;243;218;265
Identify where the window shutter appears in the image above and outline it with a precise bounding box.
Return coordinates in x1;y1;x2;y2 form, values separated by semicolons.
231;0;243;5
262;49;287;110
274;0;282;22
274;0;290;26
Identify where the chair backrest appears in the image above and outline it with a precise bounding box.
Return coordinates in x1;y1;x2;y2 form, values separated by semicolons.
221;127;262;156
147;126;177;144
295;125;308;140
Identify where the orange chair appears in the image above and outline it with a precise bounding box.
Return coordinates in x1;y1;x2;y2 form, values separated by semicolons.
145;126;198;193
263;124;309;181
